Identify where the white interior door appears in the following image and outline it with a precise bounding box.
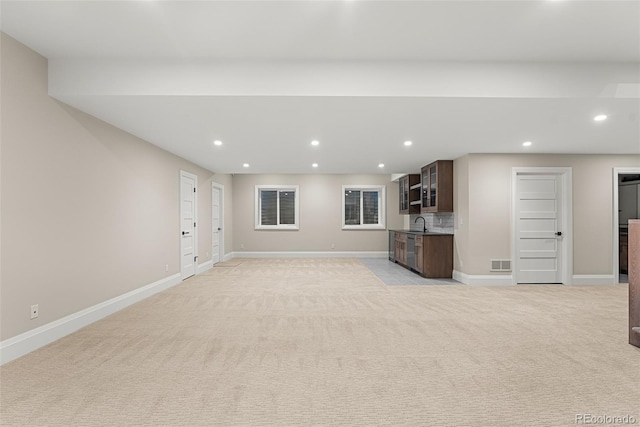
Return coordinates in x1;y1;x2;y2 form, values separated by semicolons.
180;171;197;280
515;174;563;284
212;186;221;264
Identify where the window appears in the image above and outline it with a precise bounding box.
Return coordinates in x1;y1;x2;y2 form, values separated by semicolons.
255;185;299;230
342;185;386;230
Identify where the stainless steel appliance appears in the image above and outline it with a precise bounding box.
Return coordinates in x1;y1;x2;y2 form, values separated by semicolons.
407;234;416;269
389;231;395;261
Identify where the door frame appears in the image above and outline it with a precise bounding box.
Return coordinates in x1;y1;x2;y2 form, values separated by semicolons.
612;167;640;283
212;181;225;264
180;170;198;280
511;167;573;285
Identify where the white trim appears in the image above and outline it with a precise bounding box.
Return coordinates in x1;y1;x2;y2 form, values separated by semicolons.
0;273;181;366
197;260;214;275
612;167;640;284
212;182;225;265
341;185;386;230
452;272;616;286
232;251;388;259
180;170;198;280
571;275;617;286
254;185;300;230
453;270;514;286
511;167;573;285
223;252;234;262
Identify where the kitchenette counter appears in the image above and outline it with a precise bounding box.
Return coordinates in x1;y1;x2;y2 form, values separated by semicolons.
390;229;453;236
389;230;453;278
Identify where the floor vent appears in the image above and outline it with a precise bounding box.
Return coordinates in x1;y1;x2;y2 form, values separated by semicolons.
491;259;512;272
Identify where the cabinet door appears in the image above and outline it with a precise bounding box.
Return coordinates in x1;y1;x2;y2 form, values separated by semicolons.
421;160;453;213
399;177;408;214
421;166;430;210
398;179;403;213
403;177;409;211
429;164;437;208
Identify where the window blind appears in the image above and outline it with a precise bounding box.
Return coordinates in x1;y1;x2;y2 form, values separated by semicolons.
344;190;361;225
260;190;277;226
279;191;295;225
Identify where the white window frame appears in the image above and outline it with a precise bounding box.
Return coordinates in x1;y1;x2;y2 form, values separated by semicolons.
342;185;386;230
255;185;300;230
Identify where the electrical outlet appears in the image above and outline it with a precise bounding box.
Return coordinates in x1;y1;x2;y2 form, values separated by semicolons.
31;304;39;319
206;251;209;258
439;218;442;225
165;264;169;272
240;243;244;249
460;260;464;267
331;243;335;249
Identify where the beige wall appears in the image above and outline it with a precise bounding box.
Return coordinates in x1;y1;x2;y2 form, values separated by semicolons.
0;34;217;340
455;153;640;276
453;155;469;272
232;174;402;252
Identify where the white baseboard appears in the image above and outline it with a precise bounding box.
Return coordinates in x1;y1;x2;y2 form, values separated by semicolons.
452;271;618;286
0;273;181;366
453;270;514;286
223;252;234;262
196;260;213;275
230;251;388;259
571;275;617;285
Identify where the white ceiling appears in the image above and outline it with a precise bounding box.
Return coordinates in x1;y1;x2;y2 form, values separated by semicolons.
2;0;639;174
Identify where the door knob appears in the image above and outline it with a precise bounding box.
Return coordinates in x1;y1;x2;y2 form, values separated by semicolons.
555;231;562;236
182;231;190;235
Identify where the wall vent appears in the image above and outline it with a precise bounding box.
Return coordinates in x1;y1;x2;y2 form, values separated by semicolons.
491;259;512;272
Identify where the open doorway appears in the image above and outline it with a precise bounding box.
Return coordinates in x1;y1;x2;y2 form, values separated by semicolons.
613;168;640;284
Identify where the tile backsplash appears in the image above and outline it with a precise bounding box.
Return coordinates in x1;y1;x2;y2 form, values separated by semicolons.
409;213;455;234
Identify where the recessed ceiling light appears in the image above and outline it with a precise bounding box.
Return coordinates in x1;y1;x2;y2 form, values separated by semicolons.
593;114;608;122
312;163;318;168
243;163;250;168
522;141;532;147
311;140;320;146
213;140;222;146
404;141;412;146
378;163;385;168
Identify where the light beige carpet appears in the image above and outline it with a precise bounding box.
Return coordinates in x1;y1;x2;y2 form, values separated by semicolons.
213;259;244;267
1;258;639;426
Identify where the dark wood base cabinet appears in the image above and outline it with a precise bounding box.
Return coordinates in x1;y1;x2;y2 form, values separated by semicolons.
392;231;453;279
417;235;453;278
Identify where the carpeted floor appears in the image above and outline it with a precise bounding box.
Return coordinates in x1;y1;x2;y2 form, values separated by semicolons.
1;258;638;426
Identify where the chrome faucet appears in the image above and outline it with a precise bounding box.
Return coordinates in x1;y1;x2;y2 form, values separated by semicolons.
415;216;427;233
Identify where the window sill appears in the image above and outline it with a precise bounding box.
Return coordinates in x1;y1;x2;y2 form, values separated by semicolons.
255;225;299;231
342;225;386;231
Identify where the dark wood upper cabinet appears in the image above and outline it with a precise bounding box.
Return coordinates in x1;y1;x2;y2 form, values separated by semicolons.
399;174;421;215
421;160;453;213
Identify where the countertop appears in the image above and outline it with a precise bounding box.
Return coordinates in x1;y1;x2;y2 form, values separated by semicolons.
390;229;454;236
